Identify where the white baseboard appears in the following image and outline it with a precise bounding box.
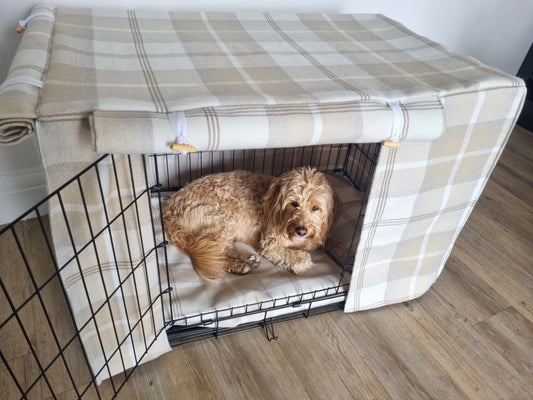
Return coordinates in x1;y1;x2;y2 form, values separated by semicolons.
0;168;48;225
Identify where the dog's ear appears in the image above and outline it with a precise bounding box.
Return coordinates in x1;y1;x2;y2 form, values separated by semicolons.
262;177;285;231
317;185;340;246
330;189;342;228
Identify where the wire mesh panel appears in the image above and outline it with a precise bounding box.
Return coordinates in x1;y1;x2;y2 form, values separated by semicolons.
0;154;171;400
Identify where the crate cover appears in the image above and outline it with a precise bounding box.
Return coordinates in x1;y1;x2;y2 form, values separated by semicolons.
0;4;525;383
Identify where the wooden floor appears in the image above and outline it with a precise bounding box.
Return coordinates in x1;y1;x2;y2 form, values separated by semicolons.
1;125;532;400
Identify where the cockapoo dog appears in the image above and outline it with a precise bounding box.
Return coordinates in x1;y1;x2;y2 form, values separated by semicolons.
164;167;337;281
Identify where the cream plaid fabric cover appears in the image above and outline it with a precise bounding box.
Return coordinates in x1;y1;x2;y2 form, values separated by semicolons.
36;118;172;385
0;4;525;383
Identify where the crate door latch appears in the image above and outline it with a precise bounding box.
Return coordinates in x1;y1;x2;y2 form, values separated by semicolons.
262;316;278;341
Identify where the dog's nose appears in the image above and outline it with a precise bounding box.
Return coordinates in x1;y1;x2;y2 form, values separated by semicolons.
295;226;308;237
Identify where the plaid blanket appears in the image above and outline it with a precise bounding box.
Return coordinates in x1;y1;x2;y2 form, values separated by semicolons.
0;4;525;384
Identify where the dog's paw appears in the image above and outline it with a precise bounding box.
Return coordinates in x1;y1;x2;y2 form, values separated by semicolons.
290;252;312;275
226;254;261;275
245;254;261;270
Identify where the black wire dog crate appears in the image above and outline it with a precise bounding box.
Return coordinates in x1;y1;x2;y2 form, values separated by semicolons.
0;142;380;399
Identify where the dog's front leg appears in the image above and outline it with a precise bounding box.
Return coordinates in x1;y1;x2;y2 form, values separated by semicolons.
258;235;312;274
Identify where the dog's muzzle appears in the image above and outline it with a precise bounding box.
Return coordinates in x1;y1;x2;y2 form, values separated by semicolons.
295;226;308;237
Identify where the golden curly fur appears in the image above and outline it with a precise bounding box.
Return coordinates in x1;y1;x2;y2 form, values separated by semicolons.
163;167;337;281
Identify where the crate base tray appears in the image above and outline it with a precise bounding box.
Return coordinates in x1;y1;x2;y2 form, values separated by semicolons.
166;302;346;346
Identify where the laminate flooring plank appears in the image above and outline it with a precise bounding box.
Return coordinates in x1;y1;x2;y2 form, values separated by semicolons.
490;128;533;204
1;222;50;400
1;355;30;400
49;378;118;400
15;218;89;399
120;329;312;400
465;207;532;269
505;126;533;161
430;254;509;325
274;312;393;400
181;331;311;400
111;345;219;400
331;305;468;400
393;300;501;400
416;288;532;399
451;150;533;322
474;307;533;386
396;298;527;400
453;226;533;322
500;126;533;173
476;179;533;241
0;226;36;362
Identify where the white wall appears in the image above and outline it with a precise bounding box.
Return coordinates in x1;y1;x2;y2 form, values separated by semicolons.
1;0;532;224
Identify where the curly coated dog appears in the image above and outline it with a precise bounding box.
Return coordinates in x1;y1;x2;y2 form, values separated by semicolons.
164;167;337;281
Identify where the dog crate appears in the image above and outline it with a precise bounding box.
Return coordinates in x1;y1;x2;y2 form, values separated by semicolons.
0;5;525;400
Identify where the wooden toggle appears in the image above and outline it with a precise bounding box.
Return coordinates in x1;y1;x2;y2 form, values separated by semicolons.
170;143;197;153
381;140;402;148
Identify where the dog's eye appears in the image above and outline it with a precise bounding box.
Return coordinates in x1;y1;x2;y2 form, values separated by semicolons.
291;201;299;208
312;206;319;212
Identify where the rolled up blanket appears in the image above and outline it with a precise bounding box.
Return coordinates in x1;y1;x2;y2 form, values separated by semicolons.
90;99;445;154
0;4;55;145
0;117;36;145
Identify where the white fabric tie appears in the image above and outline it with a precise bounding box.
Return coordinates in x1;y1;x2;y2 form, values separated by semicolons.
388;101;404;143
18;10;55;32
168;111;191;155
382;101;405;147
0;76;44;92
